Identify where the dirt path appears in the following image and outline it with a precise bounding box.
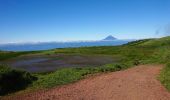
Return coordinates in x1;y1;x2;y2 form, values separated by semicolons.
3;65;170;100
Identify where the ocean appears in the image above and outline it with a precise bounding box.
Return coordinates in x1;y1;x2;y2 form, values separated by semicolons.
0;40;133;51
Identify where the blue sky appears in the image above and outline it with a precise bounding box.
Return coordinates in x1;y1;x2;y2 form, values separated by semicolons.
0;0;170;43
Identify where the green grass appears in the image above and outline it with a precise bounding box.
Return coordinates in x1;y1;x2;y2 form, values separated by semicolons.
0;51;41;60
139;36;170;47
0;62;131;95
159;63;170;91
38;36;170;91
1;36;170;94
31;63;129;89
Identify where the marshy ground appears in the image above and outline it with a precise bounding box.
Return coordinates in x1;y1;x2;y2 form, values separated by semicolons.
0;54;119;73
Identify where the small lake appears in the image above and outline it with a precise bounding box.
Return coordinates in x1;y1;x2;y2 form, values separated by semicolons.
0;54;120;73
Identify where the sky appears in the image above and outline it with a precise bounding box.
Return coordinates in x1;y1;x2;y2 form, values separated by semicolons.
0;0;170;43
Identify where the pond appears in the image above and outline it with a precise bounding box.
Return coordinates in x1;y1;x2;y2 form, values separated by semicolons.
0;54;120;73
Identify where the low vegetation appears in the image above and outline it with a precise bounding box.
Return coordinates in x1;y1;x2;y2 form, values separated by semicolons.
32;63;127;89
38;36;170;92
0;51;41;60
0;65;37;95
159;63;170;91
0;63;129;95
1;36;170;95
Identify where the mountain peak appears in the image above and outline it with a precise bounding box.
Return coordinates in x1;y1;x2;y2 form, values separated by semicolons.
103;35;117;41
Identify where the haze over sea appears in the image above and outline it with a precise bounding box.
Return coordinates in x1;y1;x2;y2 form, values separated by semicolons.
0;39;132;51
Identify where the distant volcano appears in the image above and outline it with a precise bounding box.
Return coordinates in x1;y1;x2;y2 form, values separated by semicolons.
103;35;117;41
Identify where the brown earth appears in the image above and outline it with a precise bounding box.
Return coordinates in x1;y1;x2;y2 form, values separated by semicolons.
2;65;170;100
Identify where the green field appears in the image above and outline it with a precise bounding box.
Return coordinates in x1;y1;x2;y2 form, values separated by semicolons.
1;36;170;95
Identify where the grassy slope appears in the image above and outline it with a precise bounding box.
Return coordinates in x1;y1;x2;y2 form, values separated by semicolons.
125;36;170;91
43;36;170;91
31;36;170;90
1;36;170;95
0;51;41;61
32;64;127;89
159;63;170;91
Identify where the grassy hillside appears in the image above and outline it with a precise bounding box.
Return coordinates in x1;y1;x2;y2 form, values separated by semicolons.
31;63;127;89
0;51;41;61
42;36;170;91
45;36;170;64
1;36;170;95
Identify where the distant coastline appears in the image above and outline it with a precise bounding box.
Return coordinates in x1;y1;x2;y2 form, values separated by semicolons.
0;39;133;51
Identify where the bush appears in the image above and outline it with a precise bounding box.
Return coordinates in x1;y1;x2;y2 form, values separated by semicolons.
0;65;37;95
159;63;170;91
32;63;130;89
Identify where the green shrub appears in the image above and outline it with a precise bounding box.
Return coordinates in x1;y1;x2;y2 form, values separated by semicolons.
159;63;170;91
32;63;129;89
33;68;87;88
0;65;37;95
